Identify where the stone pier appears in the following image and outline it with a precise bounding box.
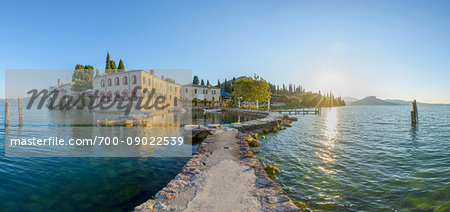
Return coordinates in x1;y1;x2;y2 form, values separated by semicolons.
135;110;299;212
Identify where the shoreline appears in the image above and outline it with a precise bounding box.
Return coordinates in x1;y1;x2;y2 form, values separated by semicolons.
135;109;299;211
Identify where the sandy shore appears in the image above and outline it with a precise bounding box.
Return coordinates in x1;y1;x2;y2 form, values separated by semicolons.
135;111;299;211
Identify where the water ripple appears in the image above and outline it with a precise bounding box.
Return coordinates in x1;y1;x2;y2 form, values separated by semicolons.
256;106;450;211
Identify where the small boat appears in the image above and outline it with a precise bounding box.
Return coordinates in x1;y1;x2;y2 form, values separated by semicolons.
203;108;221;114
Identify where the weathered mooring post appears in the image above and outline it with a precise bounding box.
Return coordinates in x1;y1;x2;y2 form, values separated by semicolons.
5;98;10;126
18;98;23;127
411;100;418;125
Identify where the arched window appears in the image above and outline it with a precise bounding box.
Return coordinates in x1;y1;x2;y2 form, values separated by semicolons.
115;77;120;86
100;92;106;101
107;91;112;102
143;77;146;84
108;78;112;86
114;90;120;100
123;76;128;85
131;89;137;98
131;75;137;84
122;90;128;98
148;78;151;85
101;79;105;87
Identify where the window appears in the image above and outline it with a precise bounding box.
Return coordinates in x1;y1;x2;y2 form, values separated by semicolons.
148;78;151;85
115;77;119;86
143;77;146;84
101;79;105;87
122;90;128;98
212;90;216;94
170;86;172;91
131;89;137;98
185;88;188;93
131;75;137;84
108;78;112;86
107;91;112;101
123;76;128;85
203;89;208;94
114;90;120;100
100;92;106;101
194;89;197;94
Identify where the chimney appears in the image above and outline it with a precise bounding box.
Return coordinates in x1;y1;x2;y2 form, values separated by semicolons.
150;69;155;75
58;79;61;87
161;75;165;80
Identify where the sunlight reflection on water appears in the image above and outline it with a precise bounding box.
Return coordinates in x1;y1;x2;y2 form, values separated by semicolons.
317;108;338;169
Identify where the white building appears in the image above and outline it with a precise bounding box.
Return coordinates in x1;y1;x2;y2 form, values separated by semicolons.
181;84;220;101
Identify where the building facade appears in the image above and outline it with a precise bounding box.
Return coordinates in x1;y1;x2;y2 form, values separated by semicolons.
182;84;220;101
93;69;182;108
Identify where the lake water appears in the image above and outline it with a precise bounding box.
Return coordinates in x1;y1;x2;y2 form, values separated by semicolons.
0;106;257;211
256;106;450;211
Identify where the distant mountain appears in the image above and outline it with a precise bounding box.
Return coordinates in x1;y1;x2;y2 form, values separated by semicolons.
350;96;398;106
342;96;359;104
385;99;450;106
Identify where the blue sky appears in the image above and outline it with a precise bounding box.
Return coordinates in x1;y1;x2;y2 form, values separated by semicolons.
1;0;450;103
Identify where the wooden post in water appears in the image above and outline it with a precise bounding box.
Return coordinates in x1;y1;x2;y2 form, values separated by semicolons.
411;100;418;125
18;98;23;127
5;98;10;126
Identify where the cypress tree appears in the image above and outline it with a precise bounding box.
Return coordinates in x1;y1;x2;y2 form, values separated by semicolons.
193;76;199;85
217;79;220;88
207;80;210;86
224;79;228;92
201;79;205;85
118;59;125;72
95;69;100;77
110;60;117;73
105;51;111;74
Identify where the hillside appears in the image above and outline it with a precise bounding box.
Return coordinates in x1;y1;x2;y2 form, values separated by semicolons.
350;96;398;106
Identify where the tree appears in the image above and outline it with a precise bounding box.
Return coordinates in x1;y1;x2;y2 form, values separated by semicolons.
72;64;94;91
224;79;228;92
232;75;271;109
72;64;85;81
117;59;125;72
164;77;176;83
84;65;94;81
217;79;221;88
201;79;205;85
193;76;199;85
110;60;117;73
231;77;236;92
207;80;210;86
105;51;111;74
95;69;100;77
72;80;93;92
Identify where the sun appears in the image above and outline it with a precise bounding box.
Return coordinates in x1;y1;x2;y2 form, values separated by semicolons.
315;70;346;94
